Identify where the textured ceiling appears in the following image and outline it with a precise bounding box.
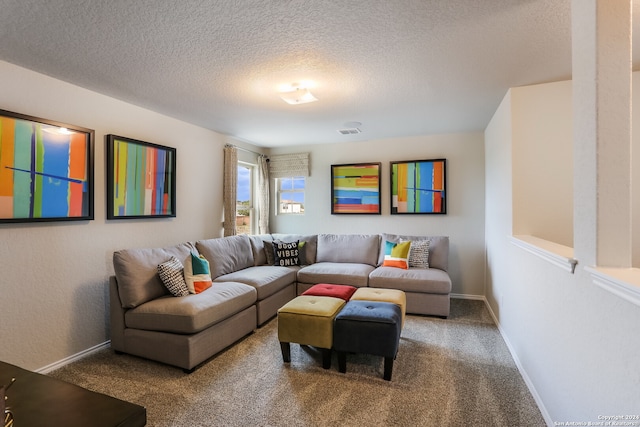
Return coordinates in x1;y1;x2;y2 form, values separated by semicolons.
0;1;633;147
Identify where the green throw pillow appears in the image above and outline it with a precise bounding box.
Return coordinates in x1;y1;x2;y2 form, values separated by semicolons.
382;240;411;269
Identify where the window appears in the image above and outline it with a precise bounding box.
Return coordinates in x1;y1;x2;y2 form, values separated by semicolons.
237;163;254;234
277;177;305;214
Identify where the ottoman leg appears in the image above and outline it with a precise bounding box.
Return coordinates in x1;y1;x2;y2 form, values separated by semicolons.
383;356;394;381
337;351;347;373
321;348;332;369
280;342;291;363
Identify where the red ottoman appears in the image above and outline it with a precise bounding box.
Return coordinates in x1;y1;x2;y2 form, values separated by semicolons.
302;283;357;301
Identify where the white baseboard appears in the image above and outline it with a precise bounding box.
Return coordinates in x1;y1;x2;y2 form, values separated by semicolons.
450;293;485;300
481;298;553;427
36;341;111;374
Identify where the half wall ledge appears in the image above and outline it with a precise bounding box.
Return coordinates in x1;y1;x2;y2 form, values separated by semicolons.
585;267;640;308
509;235;578;274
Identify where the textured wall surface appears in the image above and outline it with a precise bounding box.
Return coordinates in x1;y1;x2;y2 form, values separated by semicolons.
0;0;573;146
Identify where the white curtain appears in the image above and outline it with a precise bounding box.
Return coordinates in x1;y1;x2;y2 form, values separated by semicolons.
257;155;270;234
223;145;237;237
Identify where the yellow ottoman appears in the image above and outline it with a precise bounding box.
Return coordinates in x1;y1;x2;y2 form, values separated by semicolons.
351;287;407;327
277;295;346;369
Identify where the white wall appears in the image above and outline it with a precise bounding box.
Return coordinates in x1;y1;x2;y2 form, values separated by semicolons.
633;73;640;267
511;80;573;247
0;61;262;370
484;90;513;319
269;132;486;296
485;82;640;423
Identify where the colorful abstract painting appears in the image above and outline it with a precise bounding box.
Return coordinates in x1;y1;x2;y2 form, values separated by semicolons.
106;135;176;219
0;110;93;223
391;159;446;214
331;163;381;214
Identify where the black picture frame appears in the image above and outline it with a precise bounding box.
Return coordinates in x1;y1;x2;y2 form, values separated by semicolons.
106;134;176;219
0;109;94;223
331;162;381;214
390;158;447;214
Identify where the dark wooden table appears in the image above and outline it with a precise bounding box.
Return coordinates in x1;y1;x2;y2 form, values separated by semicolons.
1;361;146;427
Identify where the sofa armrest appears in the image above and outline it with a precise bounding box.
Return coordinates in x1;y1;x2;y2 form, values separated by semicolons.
109;276;126;352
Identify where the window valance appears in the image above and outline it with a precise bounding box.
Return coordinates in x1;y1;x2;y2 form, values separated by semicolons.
268;152;310;178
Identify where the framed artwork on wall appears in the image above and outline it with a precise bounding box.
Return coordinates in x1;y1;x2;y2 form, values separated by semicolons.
331;162;381;214
106;134;176;219
0;109;94;223
391;158;446;214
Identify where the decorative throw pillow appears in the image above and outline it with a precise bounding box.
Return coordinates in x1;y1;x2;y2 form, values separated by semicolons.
408;239;430;268
273;241;300;267
298;241;307;265
157;257;190;297
184;252;213;294
263;240;276;265
382;240;411;269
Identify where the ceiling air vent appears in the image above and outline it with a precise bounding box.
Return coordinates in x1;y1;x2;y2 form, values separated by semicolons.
337;127;361;135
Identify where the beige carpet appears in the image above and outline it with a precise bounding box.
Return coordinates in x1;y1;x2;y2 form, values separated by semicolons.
49;299;545;426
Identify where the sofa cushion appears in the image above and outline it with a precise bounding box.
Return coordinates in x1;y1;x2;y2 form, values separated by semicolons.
248;235;268;266
196;235;254;278
297;262;375;287
184;252;213;294
214;265;296;300
124;281;257;334
316;234;380;266
369;266;452;294
113;242;196;308
157;257;190;297
378;234;448;271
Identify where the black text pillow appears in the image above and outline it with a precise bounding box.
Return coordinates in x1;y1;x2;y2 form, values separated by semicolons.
273;241;300;267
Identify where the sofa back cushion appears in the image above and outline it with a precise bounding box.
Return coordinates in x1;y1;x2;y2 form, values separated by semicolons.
113;242;196;308
378;234;449;271
316;234;380;266
196;235;254;278
248;236;268;266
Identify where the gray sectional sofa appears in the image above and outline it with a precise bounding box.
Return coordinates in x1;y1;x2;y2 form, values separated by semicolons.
109;233;451;371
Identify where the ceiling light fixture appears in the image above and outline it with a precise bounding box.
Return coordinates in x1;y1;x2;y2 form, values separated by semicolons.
279;84;318;105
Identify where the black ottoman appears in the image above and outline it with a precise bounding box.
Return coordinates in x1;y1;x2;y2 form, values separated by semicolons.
333;300;402;381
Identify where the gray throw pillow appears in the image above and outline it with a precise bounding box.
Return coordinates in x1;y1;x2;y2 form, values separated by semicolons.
408;240;430;268
264;240;276;265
